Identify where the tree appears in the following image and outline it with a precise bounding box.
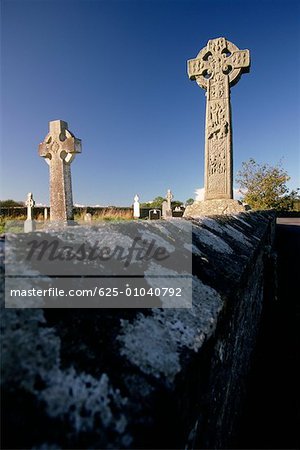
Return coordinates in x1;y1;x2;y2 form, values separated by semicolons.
150;196;165;208
140;197;165;208
140;196;184;209
236;159;299;210
185;198;194;206
0;199;24;207
172;199;183;208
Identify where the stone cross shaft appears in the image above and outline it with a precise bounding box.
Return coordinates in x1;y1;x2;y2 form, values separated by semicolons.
133;194;140;218
166;189;173;209
25;192;35;221
39;120;81;222
188;37;250;200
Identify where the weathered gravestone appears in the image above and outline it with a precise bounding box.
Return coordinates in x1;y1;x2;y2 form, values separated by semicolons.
133;194;140;219
165;189;173;218
149;209;161;220
84;212;92;223
184;37;250;217
162;200;168;219
162;190;173;219
166;189;173;209
39;120;82;223
173;206;185;217
24;192;36;233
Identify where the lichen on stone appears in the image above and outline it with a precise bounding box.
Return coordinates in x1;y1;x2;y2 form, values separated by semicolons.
1;304;129;441
1;308;60;391
118;276;223;382
193;224;233;254
40;368;128;434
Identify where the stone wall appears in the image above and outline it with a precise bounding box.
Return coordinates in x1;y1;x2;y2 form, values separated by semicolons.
1;211;276;449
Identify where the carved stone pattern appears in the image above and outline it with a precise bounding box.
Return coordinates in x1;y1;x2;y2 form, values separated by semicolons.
207;136;226;194
189;59;206;76
51;141;60;154
208;37;226;54
230;51;248;67
187;38;250;202
188;38;249;91
209;140;226;174
208;173;226;194
210;81;224;99
207;102;228;140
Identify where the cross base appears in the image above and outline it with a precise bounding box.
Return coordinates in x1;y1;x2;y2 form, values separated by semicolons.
164;210;173;219
43;220;79;230
184;199;249;218
24;220;36;233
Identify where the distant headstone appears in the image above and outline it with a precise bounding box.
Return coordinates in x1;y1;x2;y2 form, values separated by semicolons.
84;213;92;223
44;208;48;221
184;37;250;217
39;120;82;223
133;194;140;219
162;200;168;219
149;209;161;220
163;189;173;219
173;206;185;218
24;192;36;233
166;189;173;209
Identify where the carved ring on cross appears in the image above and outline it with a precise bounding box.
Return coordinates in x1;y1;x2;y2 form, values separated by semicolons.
39;128;79;165
188;38;250;90
26;196;35;208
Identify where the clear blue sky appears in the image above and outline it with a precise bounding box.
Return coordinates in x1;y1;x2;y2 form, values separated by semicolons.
1;0;299;206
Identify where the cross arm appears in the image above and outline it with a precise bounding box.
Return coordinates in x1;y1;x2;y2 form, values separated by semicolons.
61;135;82;154
187;57;210;80
226;48;250;86
226;49;250;73
38;133;82;158
38;138;51;158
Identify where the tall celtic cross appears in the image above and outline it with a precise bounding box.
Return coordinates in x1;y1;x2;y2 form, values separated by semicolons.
188;37;250;200
24;192;36;233
39;120;81;222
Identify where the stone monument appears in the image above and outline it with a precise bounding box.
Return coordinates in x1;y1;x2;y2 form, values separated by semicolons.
133;194;140;218
39;120;81;222
164;189;173;219
184;37;250;216
84;212;92;223
166;189;173;209
149;209;161;220
24;192;36;233
162;200;168;219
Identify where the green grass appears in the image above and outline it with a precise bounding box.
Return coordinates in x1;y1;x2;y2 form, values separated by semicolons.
0;209;135;234
0;216;26;234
